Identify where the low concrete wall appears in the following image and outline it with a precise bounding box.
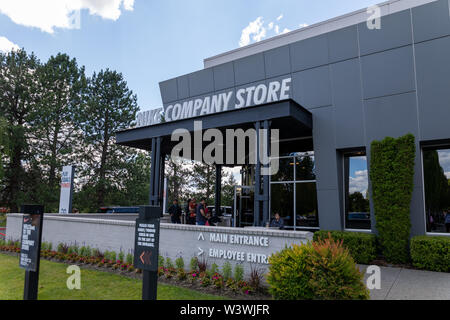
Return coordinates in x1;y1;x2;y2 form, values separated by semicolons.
6;214;313;275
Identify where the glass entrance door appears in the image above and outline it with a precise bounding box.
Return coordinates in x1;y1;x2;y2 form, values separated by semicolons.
233;186;254;228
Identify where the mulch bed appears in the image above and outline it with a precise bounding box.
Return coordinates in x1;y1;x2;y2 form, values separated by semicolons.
0;250;272;300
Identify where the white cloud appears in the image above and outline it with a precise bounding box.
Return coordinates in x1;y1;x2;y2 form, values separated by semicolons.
274;25;280;34
349;170;368;196
0;36;19;52
239;16;266;47
239;15;307;47
445;172;450;179
299;23;309;28
0;0;135;34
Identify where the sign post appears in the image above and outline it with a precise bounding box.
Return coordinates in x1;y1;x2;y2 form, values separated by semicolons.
59;165;75;214
19;205;44;300
134;206;161;300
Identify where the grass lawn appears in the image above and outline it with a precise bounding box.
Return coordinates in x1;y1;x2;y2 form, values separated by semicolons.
0;253;227;300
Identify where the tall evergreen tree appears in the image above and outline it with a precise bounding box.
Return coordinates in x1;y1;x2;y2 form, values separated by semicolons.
28;53;87;211
0;50;41;211
165;157;190;203
80;69;139;210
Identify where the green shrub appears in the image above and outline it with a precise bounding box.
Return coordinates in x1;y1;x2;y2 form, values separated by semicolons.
109;251;117;261
234;264;244;282
189;257;198;271
158;255;165;268
222;262;232;280
314;231;376;264
126;253;133;265
175;257;185;270
118;251;124;262
410;236;450;272
370;134;415;263
267;239;369;300
165;257;174;269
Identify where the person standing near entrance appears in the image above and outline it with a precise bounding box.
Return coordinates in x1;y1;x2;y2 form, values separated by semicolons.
168;199;182;224
187;198;197;225
270;212;285;230
445;209;450;233
196;198;209;226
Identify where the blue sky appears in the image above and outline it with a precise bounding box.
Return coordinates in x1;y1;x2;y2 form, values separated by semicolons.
0;0;377;112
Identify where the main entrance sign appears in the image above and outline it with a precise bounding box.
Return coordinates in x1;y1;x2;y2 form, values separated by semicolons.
136;77;292;128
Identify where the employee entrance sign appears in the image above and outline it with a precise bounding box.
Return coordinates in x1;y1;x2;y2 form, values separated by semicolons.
134;206;161;300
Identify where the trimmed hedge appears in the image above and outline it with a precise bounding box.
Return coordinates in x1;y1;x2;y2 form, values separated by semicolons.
410;236;450;272
370;134;415;263
314;231;376;264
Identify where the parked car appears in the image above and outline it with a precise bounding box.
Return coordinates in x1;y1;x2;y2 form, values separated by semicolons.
99;207;139;214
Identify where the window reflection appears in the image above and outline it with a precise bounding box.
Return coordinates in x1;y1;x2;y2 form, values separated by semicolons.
296;155;316;181
423;147;450;234
296;182;319;227
270;183;294;229
270;153;319;230
271;158;294;182
344;152;371;230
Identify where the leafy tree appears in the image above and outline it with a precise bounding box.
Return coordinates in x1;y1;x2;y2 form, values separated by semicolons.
222;171;237;206
189;162;217;202
165;157;190;203
28;53;87;211
348;192;370;212
106;151;151;207
0;117;8;182
0;49;41;211
80;69;139;210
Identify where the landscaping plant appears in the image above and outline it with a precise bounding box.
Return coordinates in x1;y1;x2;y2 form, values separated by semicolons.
370;134;415;263
267;237;369;300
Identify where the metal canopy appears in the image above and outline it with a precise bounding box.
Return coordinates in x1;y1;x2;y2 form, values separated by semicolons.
116;99;313;155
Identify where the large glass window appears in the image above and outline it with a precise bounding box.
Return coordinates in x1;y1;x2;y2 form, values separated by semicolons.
270;153;318;230
270;183;294;229
344;151;371;230
423;146;450;234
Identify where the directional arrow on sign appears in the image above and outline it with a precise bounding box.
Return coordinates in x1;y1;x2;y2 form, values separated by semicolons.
198;233;205;241
198;247;204;257
140;251;152;265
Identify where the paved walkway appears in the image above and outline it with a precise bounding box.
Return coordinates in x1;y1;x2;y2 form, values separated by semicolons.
359;265;450;300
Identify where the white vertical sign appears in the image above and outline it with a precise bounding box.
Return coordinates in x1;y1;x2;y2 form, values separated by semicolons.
59;166;75;214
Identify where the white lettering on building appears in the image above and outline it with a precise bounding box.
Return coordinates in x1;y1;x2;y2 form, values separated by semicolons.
135;77;291;128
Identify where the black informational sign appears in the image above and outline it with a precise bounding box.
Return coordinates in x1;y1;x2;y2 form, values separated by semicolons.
134;207;161;272
19;206;44;272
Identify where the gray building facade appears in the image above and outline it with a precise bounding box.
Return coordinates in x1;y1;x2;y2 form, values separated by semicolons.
118;0;450;237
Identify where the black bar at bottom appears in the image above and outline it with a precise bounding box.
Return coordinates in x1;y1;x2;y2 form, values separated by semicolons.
142;270;158;300
23;270;39;300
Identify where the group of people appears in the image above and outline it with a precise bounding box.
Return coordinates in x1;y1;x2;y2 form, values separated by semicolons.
167;198;215;226
169;197;286;230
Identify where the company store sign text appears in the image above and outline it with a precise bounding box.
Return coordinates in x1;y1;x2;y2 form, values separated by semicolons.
136;77;292;128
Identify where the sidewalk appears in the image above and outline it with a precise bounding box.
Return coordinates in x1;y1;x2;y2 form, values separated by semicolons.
359;265;450;300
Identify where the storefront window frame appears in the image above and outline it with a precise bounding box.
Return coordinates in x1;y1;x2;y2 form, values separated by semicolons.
341;149;372;232
269;153;320;231
421;143;450;237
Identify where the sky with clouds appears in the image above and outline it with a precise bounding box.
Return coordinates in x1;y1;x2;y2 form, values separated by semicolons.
0;0;377;112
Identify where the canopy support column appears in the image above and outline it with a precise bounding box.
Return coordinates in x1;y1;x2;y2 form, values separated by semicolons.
149;137;163;208
215;165;222;217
